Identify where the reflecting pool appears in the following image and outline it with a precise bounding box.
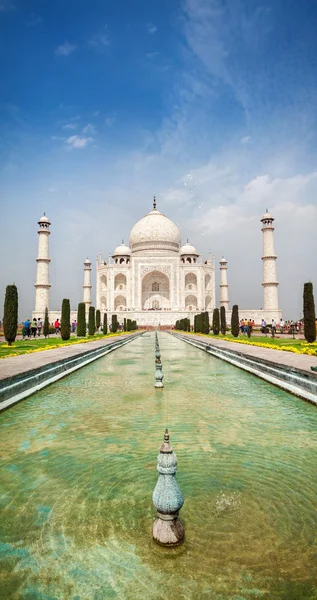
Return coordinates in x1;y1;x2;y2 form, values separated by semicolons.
0;333;316;599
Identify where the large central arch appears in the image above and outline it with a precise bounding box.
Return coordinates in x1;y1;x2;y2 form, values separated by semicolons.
141;270;170;310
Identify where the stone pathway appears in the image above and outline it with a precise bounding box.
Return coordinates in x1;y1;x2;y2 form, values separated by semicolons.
183;334;317;375
0;335;134;382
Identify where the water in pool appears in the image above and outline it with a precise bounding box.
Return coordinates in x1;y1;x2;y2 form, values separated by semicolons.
0;333;316;599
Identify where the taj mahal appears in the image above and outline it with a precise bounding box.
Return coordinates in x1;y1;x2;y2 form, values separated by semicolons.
33;198;282;326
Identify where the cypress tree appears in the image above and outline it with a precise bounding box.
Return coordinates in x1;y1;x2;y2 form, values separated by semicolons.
212;308;220;335
112;314;118;333
96;309;101;331
303;282;316;343
3;284;18;346
61;298;70;341
231;304;239;337
220;306;226;335
124;317;127;332
204;311;210;334
43;306;49;338
194;314;197;333
77;302;86;337
88;306;95;336
102;312;108;335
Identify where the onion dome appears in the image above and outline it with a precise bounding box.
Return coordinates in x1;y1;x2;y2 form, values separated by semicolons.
129;197;181;255
261;209;274;222
219;256;227;264
180;241;198;256
112;241;131;258
84;257;91;265
38;213;50;227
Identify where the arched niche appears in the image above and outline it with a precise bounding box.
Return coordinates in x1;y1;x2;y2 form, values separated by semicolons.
185;272;197;291
114;273;127;291
142;270;170;310
205;274;212;290
185;294;198;311
100;274;107;291
100;295;107;309
114;295;127;311
205;295;212;310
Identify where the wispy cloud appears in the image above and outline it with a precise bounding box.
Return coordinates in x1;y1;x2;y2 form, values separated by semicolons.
62;123;77;130
104;116;116;127
66;135;93;149
48;187;57;193
26;13;42;27
145;52;160;59
92;110;100;117
55;42;77;57
147;23;157;34
88;26;110;51
81;123;96;134
240;136;251;144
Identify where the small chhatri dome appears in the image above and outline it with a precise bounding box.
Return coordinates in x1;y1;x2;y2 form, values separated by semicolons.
112;241;131;257
38;213;50;224
220;256;227;264
129;198;181;255
180;241;198;256
84;257;92;265
261;209;274;221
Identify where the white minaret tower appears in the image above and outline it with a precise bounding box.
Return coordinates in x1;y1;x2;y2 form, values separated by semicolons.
34;214;51;318
219;256;229;309
83;258;92;314
261;209;279;311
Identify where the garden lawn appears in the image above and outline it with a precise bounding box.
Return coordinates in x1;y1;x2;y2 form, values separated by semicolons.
0;333;124;359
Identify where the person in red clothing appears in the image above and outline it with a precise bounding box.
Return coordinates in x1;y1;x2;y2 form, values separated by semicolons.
54;319;60;335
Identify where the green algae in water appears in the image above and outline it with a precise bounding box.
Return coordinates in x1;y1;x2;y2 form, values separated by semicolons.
0;333;317;600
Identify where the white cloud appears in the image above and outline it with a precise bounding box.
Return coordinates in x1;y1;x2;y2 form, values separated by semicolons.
62;123;77;130
66;135;93;149
92;111;100;117
0;1;15;12
55;42;77;57
147;23;157;34
240;136;251;144
81;123;96;134
145;52;160;59
48;187;57;193
88;27;110;50
104;116;115;127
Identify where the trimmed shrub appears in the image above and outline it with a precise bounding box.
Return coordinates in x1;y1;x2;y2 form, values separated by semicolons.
96;309;101;331
220;306;226;335
88;306;95;336
303;282;316;343
212;308;220;335
60;298;71;340
231;304;239;337
77;302;86;337
112;314;118;333
43;306;50;338
3;284;18;346
103;313;108;335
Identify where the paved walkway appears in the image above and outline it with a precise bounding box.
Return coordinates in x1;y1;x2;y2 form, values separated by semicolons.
0;334;135;382
180;334;317;375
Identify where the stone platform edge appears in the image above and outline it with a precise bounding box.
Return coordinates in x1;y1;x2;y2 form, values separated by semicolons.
0;333;142;412
171;333;317;406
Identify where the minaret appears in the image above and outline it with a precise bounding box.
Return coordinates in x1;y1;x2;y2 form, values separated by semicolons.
219;256;229;309
34;214;51;317
261;209;279;311
83;258;92;314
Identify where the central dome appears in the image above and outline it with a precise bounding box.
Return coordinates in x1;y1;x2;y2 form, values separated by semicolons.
129;207;181;255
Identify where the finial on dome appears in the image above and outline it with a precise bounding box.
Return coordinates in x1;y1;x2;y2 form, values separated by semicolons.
186;238;189;243
44;212;46;216
122;238;124;244
153;195;157;210
266;208;268;213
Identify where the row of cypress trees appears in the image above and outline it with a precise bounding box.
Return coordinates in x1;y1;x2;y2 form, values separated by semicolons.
175;318;190;331
194;312;210;334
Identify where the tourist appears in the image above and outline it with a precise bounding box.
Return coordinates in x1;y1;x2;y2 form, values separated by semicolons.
261;318;267;335
71;321;76;334
54;318;60;335
31;318;37;338
240;319;245;334
271;319;276;335
23;318;31;338
280;318;285;334
37;317;43;337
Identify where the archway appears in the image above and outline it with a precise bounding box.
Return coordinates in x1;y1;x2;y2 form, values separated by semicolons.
100;295;107;310
205;295;212;310
185;272;197;291
100;275;107;291
114;295;127;311
185;294;197;311
114;273;127;291
142;270;170;310
205;274;212;290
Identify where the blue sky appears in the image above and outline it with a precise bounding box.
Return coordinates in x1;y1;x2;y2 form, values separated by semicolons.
1;0;316;318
